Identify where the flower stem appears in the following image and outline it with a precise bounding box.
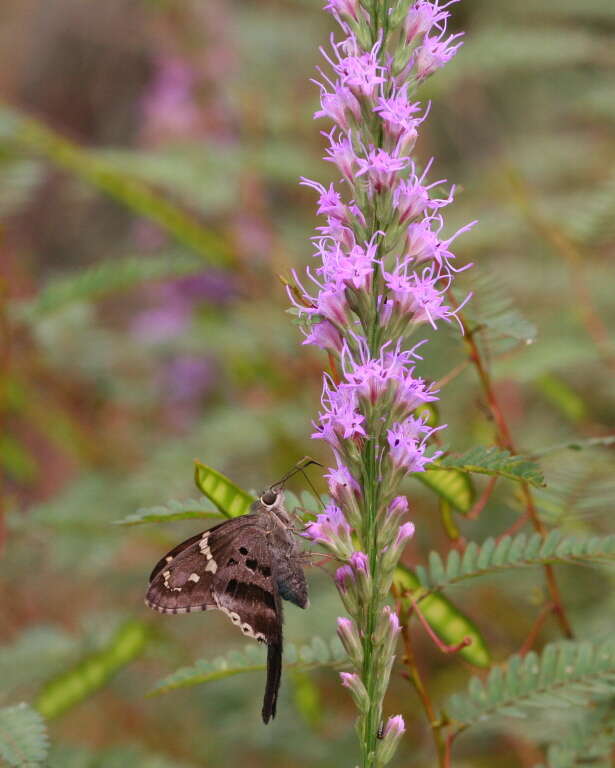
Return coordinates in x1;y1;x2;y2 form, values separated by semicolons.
361;436;382;766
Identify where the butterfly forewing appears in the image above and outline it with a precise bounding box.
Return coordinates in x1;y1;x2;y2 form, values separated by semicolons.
146;516;282;642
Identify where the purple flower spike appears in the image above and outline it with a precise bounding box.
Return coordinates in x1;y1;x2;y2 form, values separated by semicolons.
296;1;470;761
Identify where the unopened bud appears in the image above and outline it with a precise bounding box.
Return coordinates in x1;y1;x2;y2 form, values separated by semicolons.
376;715;406;765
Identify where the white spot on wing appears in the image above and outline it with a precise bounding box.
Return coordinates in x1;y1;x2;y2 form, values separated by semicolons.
162;569;182;592
205;559;218;573
188;573;200;583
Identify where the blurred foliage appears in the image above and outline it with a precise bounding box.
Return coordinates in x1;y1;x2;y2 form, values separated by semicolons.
1;0;614;766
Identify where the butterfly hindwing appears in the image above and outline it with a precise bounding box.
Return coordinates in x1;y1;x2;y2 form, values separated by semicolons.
209;520;281;645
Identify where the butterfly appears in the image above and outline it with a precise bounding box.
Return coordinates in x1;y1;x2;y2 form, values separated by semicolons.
145;463;319;723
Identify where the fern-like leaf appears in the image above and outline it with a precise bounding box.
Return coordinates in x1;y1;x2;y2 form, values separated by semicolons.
462;270;537;353
0;703;48;767
539;698;615;768
150;636;347;696
430;446;544;486
17;253;204;320
114;497;224;526
0;104;231;262
448;639;615;726
416;532;615;592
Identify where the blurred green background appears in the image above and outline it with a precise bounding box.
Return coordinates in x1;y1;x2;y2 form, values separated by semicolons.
1;1;614;766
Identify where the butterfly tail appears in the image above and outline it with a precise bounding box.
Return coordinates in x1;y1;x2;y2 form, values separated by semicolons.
262;641;282;724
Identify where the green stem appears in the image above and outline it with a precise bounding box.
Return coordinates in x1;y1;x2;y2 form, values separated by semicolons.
358;7;394;767
360;437;382;767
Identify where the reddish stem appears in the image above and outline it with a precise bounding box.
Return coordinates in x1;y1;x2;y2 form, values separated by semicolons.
455;306;574;639
519;602;556;657
410;595;472;654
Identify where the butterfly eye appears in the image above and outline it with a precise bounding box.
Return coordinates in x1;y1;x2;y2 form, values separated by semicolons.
261;489;278;506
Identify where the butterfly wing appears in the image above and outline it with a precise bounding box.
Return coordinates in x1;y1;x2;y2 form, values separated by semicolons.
146;518;246;614
145;514;284;722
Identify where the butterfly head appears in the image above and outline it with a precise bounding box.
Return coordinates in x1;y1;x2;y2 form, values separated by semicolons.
253;486;290;524
260;487;282;508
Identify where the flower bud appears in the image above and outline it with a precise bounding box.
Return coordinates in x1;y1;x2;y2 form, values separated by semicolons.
326;462;363;529
381;521;415;574
376;715;406;765
340;672;370;713
374;605;401;658
349;550;372;605
337;616;364;666
378;495;410;548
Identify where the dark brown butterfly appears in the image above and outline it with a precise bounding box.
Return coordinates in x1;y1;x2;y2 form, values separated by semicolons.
145;466;316;723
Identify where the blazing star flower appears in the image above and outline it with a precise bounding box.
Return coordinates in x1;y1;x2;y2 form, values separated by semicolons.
404;0;456;43
314;83;362;131
323;130;358;182
373;90;425;152
387;415;441;472
324;0;360;22
416;30;464;80
355;147;410;194
304;503;354;557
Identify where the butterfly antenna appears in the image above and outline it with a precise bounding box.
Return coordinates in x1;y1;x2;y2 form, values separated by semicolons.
297;465;326;512
272;456;323;489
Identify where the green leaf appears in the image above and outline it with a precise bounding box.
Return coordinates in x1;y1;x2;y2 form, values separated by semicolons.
0;703;48;767
393;566;491;668
193;461;255;518
15;253;204;320
431;446;544;487
448;639;615;727
462;269;537;353
114;497;225;526
534;434;615;457
0;626;77;695
534;374;588;423
35;620;151;719
0;104;231;263
149;636;347;696
540;698;615;768
416;533;615;592
415;467;475;514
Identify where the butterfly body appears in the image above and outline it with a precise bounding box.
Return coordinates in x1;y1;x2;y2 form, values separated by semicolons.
145;489;308;722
